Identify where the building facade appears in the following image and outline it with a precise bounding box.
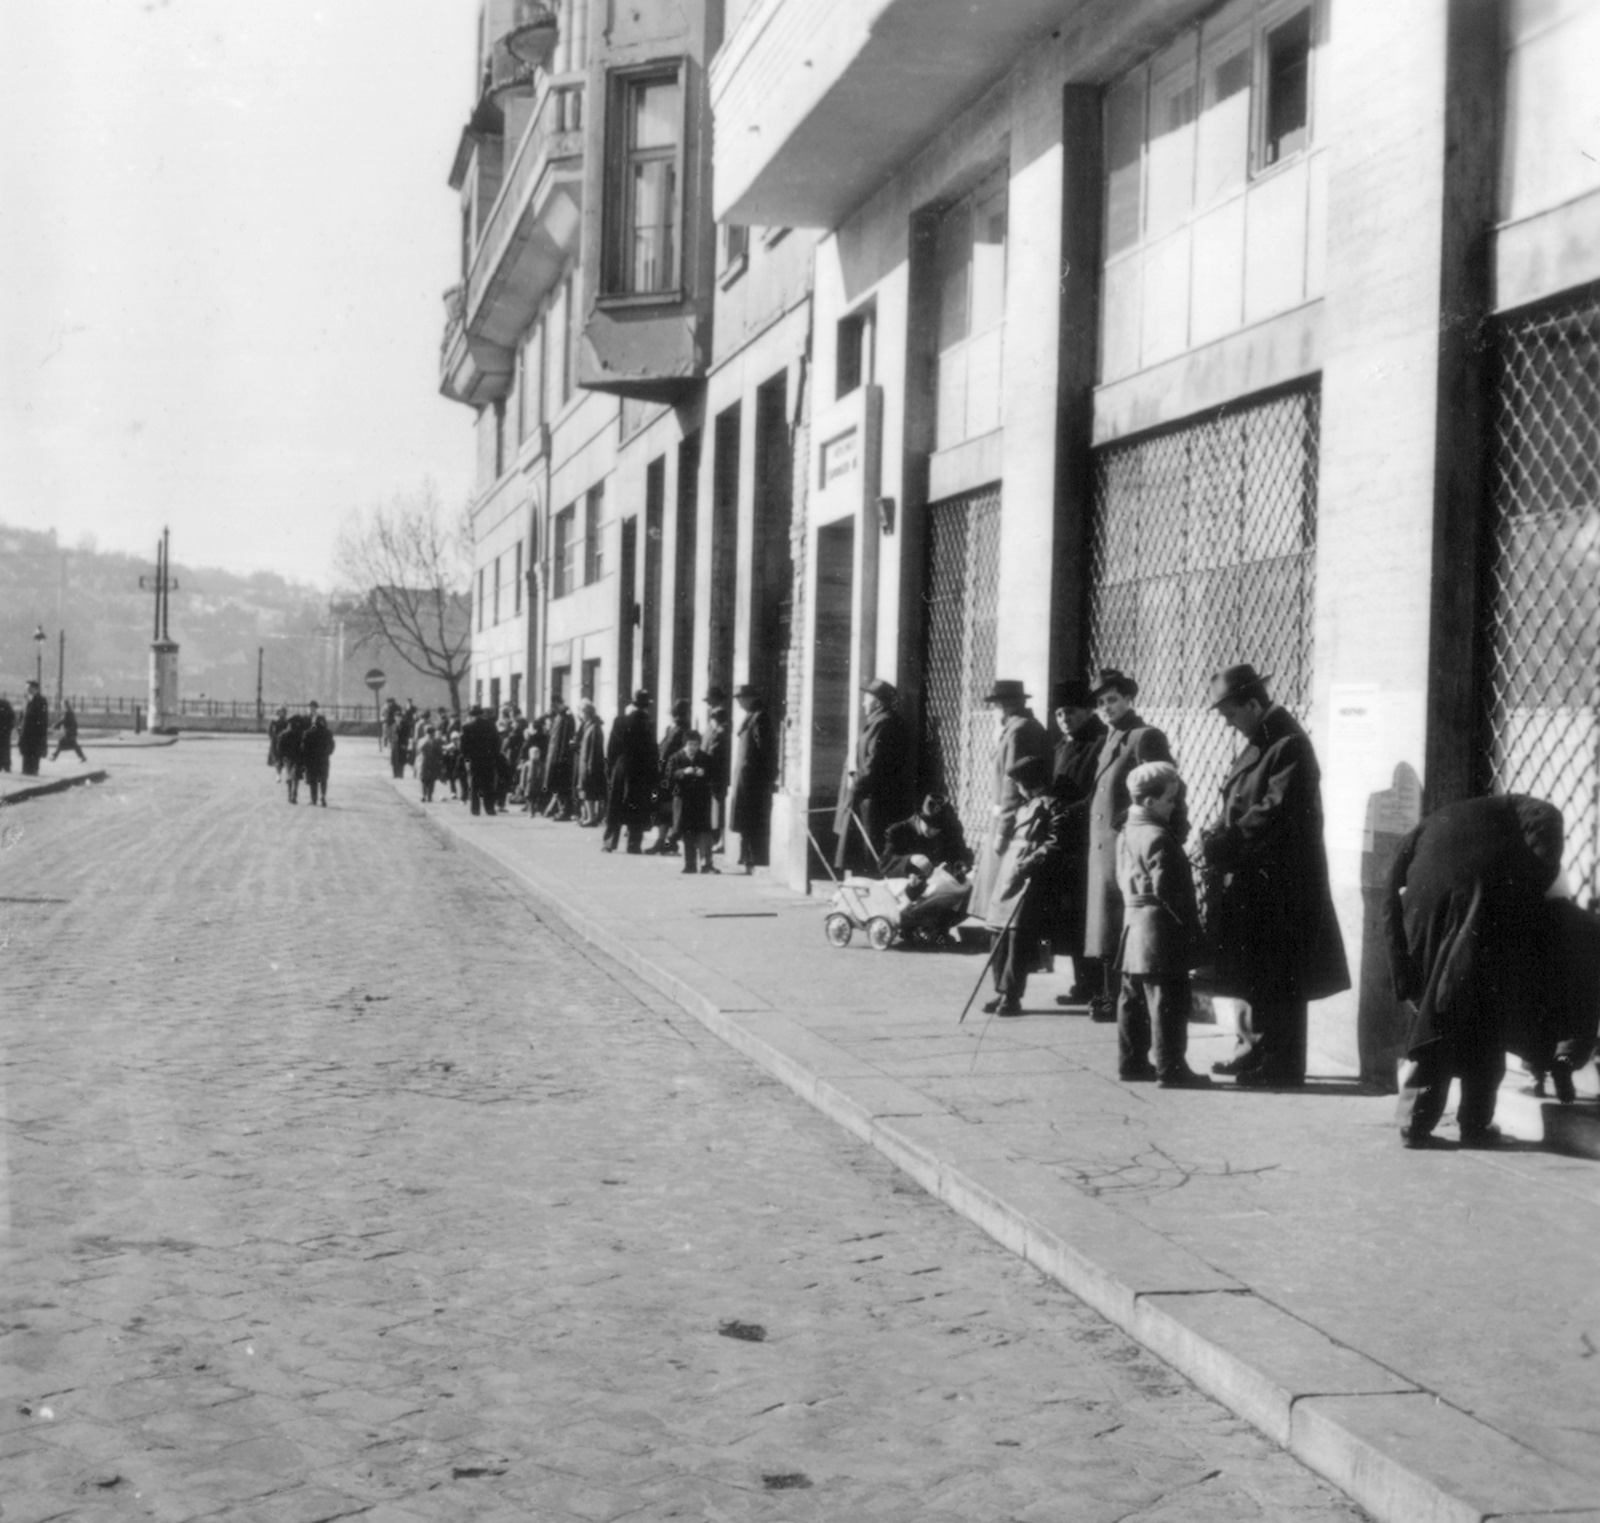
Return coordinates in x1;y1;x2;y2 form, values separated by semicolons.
710;0;1600;1078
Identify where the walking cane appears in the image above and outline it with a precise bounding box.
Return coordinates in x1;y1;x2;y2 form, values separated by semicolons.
850;808;885;874
957;877;1030;1025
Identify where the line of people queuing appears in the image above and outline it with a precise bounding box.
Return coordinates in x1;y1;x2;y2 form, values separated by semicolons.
835;662;1598;1148
378;683;780;877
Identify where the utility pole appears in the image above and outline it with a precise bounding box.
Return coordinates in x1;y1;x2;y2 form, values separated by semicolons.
56;630;65;705
256;647;265;726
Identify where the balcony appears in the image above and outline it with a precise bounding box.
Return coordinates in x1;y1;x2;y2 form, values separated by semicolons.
710;0;1069;228
440;73;585;406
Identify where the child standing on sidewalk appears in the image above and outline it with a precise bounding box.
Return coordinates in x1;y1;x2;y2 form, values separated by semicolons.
667;731;718;874
1115;761;1211;1088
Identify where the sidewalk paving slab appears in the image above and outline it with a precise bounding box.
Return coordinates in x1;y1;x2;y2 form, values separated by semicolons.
388;764;1600;1523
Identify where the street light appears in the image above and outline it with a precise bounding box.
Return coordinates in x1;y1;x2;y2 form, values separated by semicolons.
32;624;45;685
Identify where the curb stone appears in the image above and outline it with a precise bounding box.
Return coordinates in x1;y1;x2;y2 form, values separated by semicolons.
393;778;1596;1523
0;770;110;806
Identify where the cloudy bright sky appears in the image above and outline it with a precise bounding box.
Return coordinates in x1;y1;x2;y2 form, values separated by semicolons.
0;0;481;588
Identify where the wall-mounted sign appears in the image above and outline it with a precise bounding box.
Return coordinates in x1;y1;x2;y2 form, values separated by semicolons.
820;429;859;488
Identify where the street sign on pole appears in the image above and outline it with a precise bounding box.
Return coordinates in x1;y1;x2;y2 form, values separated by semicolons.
364;668;386;691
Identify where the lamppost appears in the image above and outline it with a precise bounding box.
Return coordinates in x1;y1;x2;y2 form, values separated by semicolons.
32;624;46;685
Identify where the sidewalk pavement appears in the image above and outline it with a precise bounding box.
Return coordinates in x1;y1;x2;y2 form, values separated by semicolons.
387;764;1600;1523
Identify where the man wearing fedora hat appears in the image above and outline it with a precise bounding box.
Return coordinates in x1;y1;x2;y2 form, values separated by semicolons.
1084;669;1172;1022
1203;664;1349;1086
834;677;915;872
970;678;1051;911
1051;680;1108;1004
729;684;776;873
701;687;732;843
603;689;658;852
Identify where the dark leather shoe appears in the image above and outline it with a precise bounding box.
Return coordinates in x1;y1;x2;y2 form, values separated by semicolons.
1158;1066;1213;1089
1458;1125;1503;1149
1089;999;1116;1024
1551;1059;1577;1105
1400;1128;1445;1149
1055;994;1091;1009
1119;1064;1158;1082
982;997;1023;1016
1211;1055;1255;1076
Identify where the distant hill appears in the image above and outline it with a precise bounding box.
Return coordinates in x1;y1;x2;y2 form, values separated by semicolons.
0;524;447;709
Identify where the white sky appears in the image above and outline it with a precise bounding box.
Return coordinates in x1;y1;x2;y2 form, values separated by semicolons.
0;0;480;588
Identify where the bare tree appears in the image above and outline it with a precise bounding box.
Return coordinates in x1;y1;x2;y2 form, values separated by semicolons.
333;481;473;714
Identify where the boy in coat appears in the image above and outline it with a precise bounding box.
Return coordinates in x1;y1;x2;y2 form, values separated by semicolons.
982;755;1071;1016
667;730;718;873
1115;762;1210;1087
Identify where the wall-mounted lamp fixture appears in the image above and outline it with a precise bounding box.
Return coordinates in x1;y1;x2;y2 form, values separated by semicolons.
876;496;896;536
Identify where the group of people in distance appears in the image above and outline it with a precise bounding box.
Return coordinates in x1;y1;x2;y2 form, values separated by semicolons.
265;702;336;806
0;683;85;776
837;661;1597;1149
378;684;779;877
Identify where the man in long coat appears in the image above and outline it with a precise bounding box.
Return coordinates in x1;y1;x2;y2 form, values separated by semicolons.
1083;669;1172;1021
279;707;310;804
834;677;915;872
458;704;502;817
1050;679;1108;1004
1385;793;1564;1146
0;691;15;772
18;681;49;776
543;699;576;819
702;688;732;842
575;701;607;825
729;684;776;873
603;691;658;853
301;701;335;807
970;679;1050;912
1203;664;1350;1086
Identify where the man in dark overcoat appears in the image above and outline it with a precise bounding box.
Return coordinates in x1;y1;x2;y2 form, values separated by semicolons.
1083;669;1171;1022
18;681;49;776
603;691;658;853
1203;664;1350;1087
702;687;732;842
0;691;15;772
301;701;335;807
1050;679;1108;1004
390;702;414;780
279;707;310;804
1385;793;1564;1146
729;684;776;873
650;699;693;852
834;677;915;873
457;704;502;817
970;679;1050;912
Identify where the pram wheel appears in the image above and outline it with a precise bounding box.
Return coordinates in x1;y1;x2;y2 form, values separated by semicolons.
867;916;895;951
824;913;854;947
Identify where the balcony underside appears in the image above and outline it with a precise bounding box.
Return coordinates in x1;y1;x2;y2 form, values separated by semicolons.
470;154;584;353
712;0;1157;227
440;323;515;408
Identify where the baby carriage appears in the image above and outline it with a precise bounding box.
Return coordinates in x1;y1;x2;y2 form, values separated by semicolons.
812;809;973;950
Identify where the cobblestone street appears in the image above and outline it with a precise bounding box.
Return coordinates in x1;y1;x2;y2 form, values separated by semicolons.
1;740;1366;1522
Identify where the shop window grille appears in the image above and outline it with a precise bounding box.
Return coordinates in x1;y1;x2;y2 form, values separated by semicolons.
1484;290;1600;906
922;485;1002;844
1088;386;1319;834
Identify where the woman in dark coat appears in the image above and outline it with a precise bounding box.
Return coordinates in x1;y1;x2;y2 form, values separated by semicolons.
1050;680;1108;1001
1385;793;1564;1145
729;685;776;873
575;702;607;825
543;702;576;819
1083;670;1172;1017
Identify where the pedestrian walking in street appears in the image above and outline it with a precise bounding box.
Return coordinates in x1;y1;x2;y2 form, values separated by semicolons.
602;691;657;853
1202;664;1349;1087
575;701;607;825
1384;793;1565;1147
1050;680;1108;1007
834;677;915;873
51;701;87;762
970;679;1050;916
18;680;49;776
279;707;309;804
702;688;731;846
267;706;290;776
667;730;718;873
417;725;444;803
982;754;1070;1016
729;684;776;874
302;701;335;807
458;705;502;816
0;690;16;772
1114;761;1211;1088
1083;669;1172;1024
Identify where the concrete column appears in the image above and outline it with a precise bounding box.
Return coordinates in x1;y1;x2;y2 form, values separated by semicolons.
149;641;180;734
1312;0;1500;1079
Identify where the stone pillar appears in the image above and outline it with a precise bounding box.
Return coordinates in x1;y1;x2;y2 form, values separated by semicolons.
149;640;180;734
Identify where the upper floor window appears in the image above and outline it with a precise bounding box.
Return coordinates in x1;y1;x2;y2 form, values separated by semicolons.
553;506;576;597
837;304;876;399
493;552;502;625
719;224;749;287
931;168;1007;450
605;68;682;297
1262;8;1311;167
583;483;605;584
513;540;523;615
477;567;486;631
